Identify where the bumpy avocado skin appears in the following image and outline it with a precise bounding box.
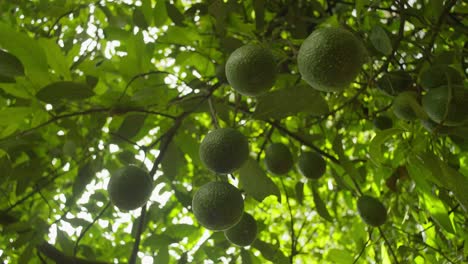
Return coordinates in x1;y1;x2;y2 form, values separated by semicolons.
298;27;366;92
357;195;387;227
224;212;258;247
226;44;277;97
199;128;250;174
192;182;244;231
264;143;294;175
108;165;153;211
297;151;326;179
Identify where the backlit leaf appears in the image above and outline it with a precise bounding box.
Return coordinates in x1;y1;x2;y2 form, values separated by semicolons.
254;85;329;120
238;158;281;202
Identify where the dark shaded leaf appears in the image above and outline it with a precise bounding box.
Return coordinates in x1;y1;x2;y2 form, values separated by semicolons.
309;181;333;222
0;49;25;77
133;8;148;29
71;162;95;200
36;81;94;103
166;3;185;26
254;85;329;120
154;0;168;26
370;25;392;55
252;239;289;264
114;114;147;141
295;182;304;205
238;158;281;202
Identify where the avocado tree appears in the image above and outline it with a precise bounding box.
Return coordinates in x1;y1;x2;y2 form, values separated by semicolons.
1;0;467;263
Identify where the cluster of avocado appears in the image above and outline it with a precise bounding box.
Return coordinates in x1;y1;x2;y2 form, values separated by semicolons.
193;128;257;246
375;65;467;132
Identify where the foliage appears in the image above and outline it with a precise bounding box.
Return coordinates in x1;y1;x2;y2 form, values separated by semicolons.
0;0;467;263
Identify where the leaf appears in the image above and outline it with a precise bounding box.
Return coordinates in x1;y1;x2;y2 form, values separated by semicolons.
161;141;186;180
114;114;147;141
175;131;202;166
422;192;455;234
56;230;74;255
369;128;404;165
165;224;199;240
36;81;94;103
310;181;333;222
326;248;353;264
154;0;168;27
0;107;31;126
241;249;253;264
166;3;185;26
370;25;392;55
254;85;329;120
0;49;25;77
71;162;95;200
133;8;148;29
38;38;71;79
253;0;265;32
355;0;370;17
154;245;170;264
252;239;289;264
295;182;304;205
238;158;281;202
439;161;468;213
0;22;49;86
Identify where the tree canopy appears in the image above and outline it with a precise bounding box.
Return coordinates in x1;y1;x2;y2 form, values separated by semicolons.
1;0;468;263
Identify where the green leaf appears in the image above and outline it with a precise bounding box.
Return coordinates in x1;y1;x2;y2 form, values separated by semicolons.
36;81;94;103
166;3;185;26
254;85;329;120
165;224;199;240
252;239;289;264
38;38;71;80
0;49;25;77
439;162;468;213
114;114;147;141
370;25;392;55
369;128;404;165
241;249;253;264
326;248;353;264
310;181;333;222
422;192;455;234
295;182;304;205
56;230;74;255
238;158;281;202
154;0;168;27
154;245;170;264
0;107;31;126
161;141;186;180
133;8;148;29
355;0;370;17
71;162;95;201
175;130;202;166
0;22;49;86
253;0;265;32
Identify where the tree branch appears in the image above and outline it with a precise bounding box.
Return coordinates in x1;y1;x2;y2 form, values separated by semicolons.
37;242;109;264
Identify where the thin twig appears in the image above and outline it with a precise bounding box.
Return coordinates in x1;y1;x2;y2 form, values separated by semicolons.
280;178;296;263
0;108;110;142
378;227;399;264
207;97;220;129
256;125;274;162
352;230;373;264
73;202;111;259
